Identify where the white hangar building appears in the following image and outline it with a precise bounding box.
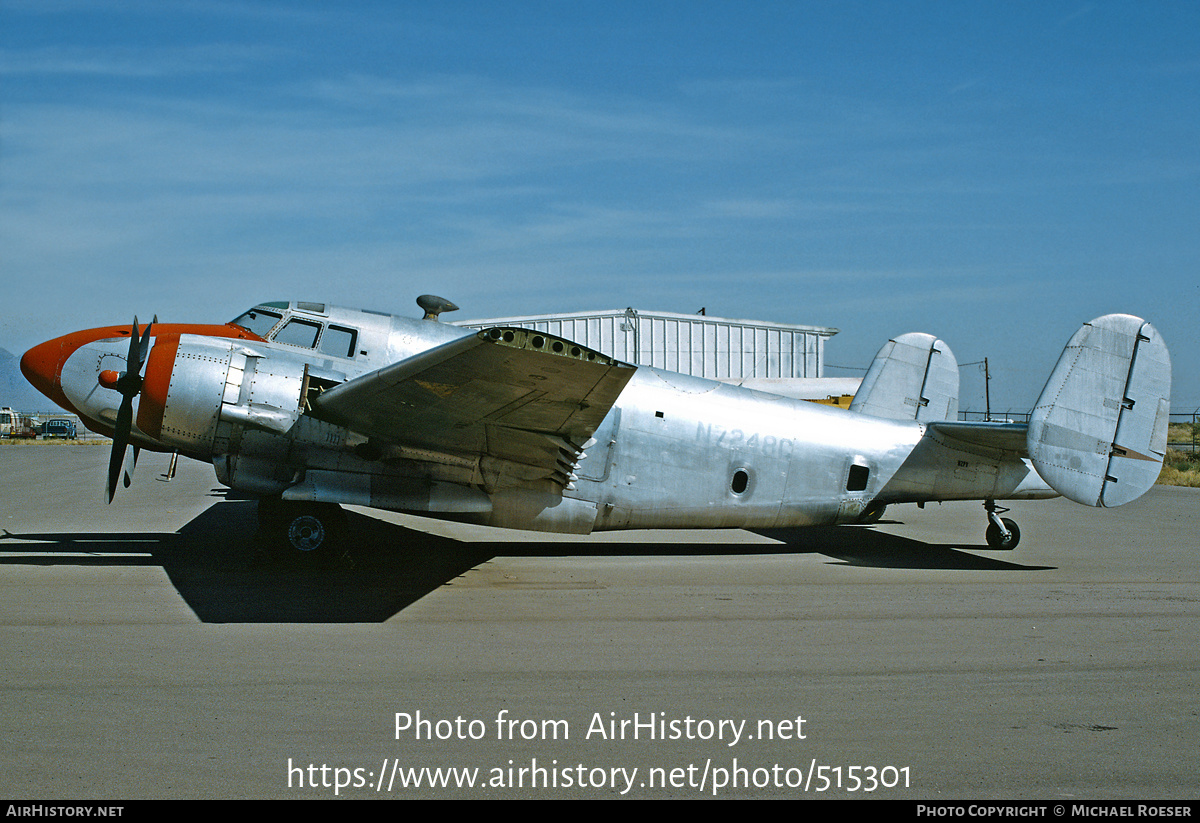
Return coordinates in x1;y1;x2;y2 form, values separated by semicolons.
456;307;847;387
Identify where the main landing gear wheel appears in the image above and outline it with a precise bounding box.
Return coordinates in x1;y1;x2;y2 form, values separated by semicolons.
258;498;347;564
983;500;1020;550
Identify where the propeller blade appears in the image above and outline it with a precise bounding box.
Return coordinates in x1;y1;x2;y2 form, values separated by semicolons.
106;392;134;503
136;317;155;371
125;315;141;371
106;317;153;504
123;446;139;489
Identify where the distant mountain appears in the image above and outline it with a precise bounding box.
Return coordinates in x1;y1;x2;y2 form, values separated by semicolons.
0;347;64;412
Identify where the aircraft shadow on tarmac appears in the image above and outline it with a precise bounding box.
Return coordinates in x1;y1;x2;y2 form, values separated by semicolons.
750;524;1054;572
0;501;1052;623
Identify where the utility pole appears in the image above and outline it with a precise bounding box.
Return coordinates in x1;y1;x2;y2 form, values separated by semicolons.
984;357;991;422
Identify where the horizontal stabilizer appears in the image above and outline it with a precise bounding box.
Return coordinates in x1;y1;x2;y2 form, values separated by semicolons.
927;420;1029;454
1027;315;1170;507
849;332;959;421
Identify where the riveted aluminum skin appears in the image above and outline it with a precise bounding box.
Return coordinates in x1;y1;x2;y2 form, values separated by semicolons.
150;335;238;454
25;302;1170;541
579;368;924;530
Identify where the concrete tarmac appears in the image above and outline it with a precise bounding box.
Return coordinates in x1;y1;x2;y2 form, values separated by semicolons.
1;445;1197;799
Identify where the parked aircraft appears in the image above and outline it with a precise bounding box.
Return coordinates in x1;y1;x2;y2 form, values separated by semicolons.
20;297;1170;559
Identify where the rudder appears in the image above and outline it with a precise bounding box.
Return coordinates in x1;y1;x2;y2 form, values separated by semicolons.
1027;315;1171;507
849;332;959;422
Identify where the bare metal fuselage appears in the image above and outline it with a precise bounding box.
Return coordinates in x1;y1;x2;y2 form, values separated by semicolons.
572;367;1052;531
26;301;1056;536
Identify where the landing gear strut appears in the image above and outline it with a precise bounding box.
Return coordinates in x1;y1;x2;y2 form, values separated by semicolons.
257;498;347;564
983;499;1020;550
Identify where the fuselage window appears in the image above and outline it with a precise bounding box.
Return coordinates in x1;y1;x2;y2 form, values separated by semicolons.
319;325;358;358
273;318;322;349
230;309;283;338
731;468;750;494
847;464;870;492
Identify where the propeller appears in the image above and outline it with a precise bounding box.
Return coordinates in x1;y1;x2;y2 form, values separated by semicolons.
103;316;155;503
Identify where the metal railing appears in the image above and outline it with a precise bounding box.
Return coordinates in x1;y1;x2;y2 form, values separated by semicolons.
957;410;1031;424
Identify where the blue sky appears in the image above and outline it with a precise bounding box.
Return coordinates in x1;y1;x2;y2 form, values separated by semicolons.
2;1;1197;412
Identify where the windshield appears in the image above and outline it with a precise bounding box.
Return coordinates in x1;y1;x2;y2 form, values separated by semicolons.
229;308;284;337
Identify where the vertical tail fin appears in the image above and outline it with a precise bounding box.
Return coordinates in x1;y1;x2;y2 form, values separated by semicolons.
849;332;959;421
1027;315;1171;507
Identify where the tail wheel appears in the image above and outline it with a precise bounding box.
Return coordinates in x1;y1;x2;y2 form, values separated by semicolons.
985;517;1020;550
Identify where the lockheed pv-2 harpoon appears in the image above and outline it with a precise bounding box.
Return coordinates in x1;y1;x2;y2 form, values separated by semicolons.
21;297;1171;559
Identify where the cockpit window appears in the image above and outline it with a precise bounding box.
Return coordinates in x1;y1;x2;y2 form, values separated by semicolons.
319;325;358;358
230;305;357;358
230;308;283;337
273;318;322;349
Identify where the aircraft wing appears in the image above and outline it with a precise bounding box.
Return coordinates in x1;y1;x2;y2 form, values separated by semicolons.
309;327;636;487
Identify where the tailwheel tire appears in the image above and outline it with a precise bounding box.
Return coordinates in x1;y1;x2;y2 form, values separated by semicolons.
258;499;347;564
985;517;1020;550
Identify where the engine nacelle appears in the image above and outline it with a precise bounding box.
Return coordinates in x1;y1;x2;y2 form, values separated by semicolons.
138;334;303;457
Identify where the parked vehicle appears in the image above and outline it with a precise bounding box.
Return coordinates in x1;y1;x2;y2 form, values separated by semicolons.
40;418;77;439
0;407;39;438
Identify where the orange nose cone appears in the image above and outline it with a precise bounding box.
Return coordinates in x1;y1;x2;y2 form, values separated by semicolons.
20;336;74;411
21;326;131;414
